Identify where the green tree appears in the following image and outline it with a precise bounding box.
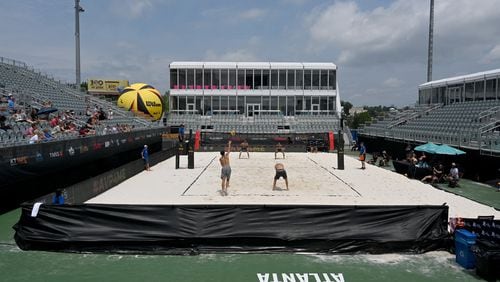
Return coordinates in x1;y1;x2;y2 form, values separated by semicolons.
349;111;372;129
341;100;353;117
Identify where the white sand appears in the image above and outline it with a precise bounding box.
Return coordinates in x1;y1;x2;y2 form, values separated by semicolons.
87;152;500;218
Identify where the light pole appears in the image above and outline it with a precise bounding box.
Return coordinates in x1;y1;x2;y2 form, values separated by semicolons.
75;0;84;90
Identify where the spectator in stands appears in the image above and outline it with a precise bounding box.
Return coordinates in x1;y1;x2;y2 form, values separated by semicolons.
275;142;285;159
49;115;59;127
407;152;418;178
43;128;54;141
359;142;366;169
405;144;413;160
28;107;38;123
447;163;460;188
85;106;92;116
51;121;65;136
421;163;444;184
141;145;151;171
7;94;15;113
52;189;64;205
25;123;38;137
29;130;44;144
98;107;107;120
108;108;113;120
239;139;250;159
13;109;27;122
272;163;289;191
0;114;12;131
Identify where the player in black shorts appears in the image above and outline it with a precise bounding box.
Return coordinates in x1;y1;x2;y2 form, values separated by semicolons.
273;163;289;190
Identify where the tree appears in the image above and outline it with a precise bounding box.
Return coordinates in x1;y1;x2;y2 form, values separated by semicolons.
349;112;372;129
341;100;353;117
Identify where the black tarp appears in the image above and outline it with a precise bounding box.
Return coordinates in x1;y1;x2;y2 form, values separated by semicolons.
14;204;449;254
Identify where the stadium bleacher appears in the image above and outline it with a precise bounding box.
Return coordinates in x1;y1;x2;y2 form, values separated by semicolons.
359;100;500;152
0;56;162;148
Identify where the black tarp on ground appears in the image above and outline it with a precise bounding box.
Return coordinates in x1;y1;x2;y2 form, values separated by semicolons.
14;204;449;254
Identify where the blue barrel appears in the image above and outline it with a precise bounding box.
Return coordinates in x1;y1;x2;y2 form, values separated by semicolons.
455;229;477;269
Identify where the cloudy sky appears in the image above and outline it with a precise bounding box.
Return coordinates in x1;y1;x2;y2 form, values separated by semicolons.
1;0;500;106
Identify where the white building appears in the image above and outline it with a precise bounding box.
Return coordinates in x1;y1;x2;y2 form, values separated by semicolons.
169;62;341;118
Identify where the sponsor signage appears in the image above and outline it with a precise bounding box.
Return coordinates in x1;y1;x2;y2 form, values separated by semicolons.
88;79;129;94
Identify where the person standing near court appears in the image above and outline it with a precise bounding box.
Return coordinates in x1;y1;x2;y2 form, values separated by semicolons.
141;145;151;171
239;139;250;159
275;142;285;159
178;124;185;142
359;142;366;169
220;140;232;196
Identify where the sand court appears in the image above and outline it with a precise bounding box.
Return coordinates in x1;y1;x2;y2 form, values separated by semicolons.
87;152;500;219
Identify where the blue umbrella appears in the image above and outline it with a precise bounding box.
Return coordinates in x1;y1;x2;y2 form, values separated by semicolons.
434;144;466;155
414;142;440;153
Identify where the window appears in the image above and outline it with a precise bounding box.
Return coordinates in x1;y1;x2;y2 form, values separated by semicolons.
304;70;312;90
312;70;320;90
203;69;211;88
465;83;474;102
203;96;211;115
237;69;245;89
287;70;295;89
296;96;304;113
328;97;335;113
279;95;286;114
328;70;336;90
286;96;295;115
262;95;270;111
196;96;203;114
320;70;328;90
296;70;303;90
229;96;236;112
213;69;220;89
221;69;228;89
244;69;253;89
279;70;286;89
320;96;328;112
262;69;269;89
254;69;262;89
271;70;279;89
485;79;496;100
195;69;202;88
170;68;178;88
178;69;186;88
187;69;194;89
229;69;236;89
212;96;220;111
270;96;278;110
220;96;228;111
237;96;245;114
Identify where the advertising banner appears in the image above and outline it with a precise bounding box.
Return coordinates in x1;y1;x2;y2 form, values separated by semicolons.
88;79;129;94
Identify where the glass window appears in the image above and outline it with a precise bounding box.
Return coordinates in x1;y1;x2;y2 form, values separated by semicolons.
170;68;178;88
195;69;202;88
312;70;320;90
271;96;278;110
213;69;220;89
254;69;262;89
262;69;269;89
287;70;295;89
431;88;438;104
179;96;186;111
464;83;474;102
320;70;328;90
221;69;228;89
304;96;311;110
485;79;496;100
279;70;286;89
296;70;303;90
203;69;211;88
212;96;220;111
304;70;312;90
237;69;245;88
262;95;270;111
203;96;211;115
296;96;304;113
475;81;485;101
178;69;186;88
328;70;336;90
320;96;328;112
220;96;228;111
229;96;236;112
279;95;286;114
196;97;203;114
271;70;279;89
187;69;194;89
286;96;295;115
328;97;335;113
229;69;236;89
237;96;244;115
244;69;253;89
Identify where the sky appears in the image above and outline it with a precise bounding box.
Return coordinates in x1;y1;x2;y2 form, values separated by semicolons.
1;0;500;107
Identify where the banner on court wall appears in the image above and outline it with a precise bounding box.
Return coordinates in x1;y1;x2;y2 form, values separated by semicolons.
88;79;129;93
194;130;201;150
329;131;334;151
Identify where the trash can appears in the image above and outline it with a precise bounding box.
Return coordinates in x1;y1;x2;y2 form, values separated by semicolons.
472;239;500;281
455;229;477;269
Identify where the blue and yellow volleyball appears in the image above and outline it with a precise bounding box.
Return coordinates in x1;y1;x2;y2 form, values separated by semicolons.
117;83;163;120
